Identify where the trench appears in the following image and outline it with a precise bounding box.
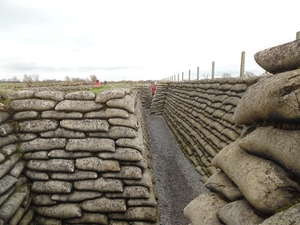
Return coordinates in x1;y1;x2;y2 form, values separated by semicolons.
145;110;208;225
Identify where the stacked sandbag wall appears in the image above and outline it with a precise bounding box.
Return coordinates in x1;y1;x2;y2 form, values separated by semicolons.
0;110;31;225
150;83;169;115
150;77;259;181
184;39;300;224
133;84;153;109
0;89;159;225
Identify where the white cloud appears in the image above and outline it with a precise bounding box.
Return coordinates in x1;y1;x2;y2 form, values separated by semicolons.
0;0;299;81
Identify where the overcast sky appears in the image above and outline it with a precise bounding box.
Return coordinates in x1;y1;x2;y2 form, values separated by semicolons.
0;0;299;82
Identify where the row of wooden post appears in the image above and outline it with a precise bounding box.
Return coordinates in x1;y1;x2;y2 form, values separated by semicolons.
163;32;300;82
163;51;246;81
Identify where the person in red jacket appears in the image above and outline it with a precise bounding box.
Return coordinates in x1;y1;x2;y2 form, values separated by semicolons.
151;82;157;97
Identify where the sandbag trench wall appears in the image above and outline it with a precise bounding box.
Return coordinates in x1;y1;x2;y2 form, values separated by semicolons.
0;89;159;225
150;38;300;224
150;77;259;181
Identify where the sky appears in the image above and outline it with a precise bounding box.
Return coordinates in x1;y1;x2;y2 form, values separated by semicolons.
0;0;299;82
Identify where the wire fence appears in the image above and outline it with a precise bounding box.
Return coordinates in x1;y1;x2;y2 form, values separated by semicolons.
162;36;298;81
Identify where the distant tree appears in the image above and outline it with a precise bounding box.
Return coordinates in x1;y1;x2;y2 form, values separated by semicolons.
23;74;33;83
65;76;71;82
245;71;256;77
222;72;231;78
202;73;209;79
32;73;39;82
90;74;97;83
11;76;20;82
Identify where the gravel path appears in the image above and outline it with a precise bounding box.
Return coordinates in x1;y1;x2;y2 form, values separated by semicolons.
145;111;208;225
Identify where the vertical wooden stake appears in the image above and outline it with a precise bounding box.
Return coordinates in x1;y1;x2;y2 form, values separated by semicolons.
297;31;300;40
240;51;245;77
197;67;199;80
212;61;215;79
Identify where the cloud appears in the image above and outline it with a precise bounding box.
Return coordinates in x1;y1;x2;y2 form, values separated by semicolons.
2;61;137;73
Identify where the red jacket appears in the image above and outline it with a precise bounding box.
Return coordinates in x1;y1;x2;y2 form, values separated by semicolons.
151;85;157;95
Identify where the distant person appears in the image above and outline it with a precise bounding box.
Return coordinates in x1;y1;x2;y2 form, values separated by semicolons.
94;79;101;86
151;82;157;96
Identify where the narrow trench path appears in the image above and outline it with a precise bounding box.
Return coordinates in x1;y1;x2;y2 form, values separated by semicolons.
145;110;208;225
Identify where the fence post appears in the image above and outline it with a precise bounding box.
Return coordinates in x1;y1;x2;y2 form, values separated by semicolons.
178;73;179;81
197;67;199;80
212;61;215;79
240;51;245;77
297;31;300;40
188;70;191;80
174;75;176;81
182;72;184;81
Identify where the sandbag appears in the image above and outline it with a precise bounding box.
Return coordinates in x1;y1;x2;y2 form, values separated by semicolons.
254;39;300;74
217;199;264;225
183;192;227;225
204;170;243;201
240;126;300;176
212;140;300;213
259;202;300;225
233;69;300;124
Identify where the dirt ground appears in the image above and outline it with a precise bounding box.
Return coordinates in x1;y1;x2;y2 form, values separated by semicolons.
145;111;208;225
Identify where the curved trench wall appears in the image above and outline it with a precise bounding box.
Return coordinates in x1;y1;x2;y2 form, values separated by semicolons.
0;89;159;225
151;38;300;224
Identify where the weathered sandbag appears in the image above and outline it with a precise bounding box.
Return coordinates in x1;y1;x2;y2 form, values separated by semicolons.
259;202;300;225
55;100;103;112
106;95;135;113
217;199;264;225
64;90;95;100
65;212;108;224
204;170;243;201
35;203;82;219
0;192;26;222
240;126;300;175
183;192;227;225
33;215;62;225
109;206;158;222
95;88;130;103
212;140;300;213
233;69;300;124
254;39;300;74
82;197;126;212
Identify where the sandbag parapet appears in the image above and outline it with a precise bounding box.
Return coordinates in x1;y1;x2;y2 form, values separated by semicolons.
1;89;159;224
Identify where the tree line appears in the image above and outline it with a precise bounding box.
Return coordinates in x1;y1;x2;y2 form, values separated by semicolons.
0;74;99;83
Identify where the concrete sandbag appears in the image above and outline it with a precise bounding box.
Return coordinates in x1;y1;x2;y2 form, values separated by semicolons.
204;170;242;201
217;199;264;225
82;197;126;212
212;140;300;213
259;202;300;225
254;39;300;73
109;206;158;222
240;126;300;175
183;192;227;225
233;69;300;124
35;203;82;219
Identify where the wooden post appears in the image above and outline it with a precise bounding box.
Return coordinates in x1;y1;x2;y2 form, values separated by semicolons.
182;72;184;81
212;61;215;79
174;75;176;81
297;31;300;40
197;67;199;80
188;70;191;80
240;51;245;77
178;73;179;81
